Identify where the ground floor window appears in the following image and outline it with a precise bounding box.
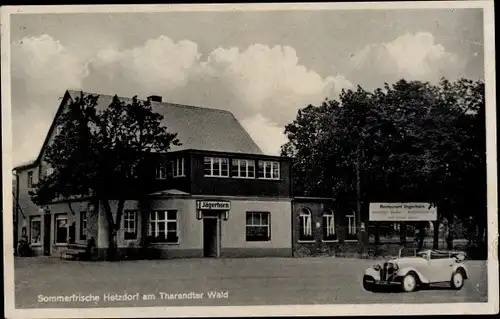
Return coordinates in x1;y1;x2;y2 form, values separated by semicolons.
30;216;41;246
124;210;138;240
322;210;337;241
148;210;178;243
346;214;357;240
246;212;270;241
299;208;313;241
55;214;68;244
80;211;87;241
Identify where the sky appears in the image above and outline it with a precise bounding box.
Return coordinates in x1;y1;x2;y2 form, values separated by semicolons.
9;7;485;166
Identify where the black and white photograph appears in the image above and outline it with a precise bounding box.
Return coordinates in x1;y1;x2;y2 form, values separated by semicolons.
1;1;498;318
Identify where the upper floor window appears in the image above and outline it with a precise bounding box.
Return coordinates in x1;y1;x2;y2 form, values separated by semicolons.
322;210;337;241
172;158;185;177
299;208;313;241
156;164;167;180
27;171;34;188
55;125;63;136
204;157;229;177
231;159;255;178
46;167;54;176
257;161;280;180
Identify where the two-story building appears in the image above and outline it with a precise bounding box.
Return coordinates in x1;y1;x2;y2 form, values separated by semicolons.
13;90;294;260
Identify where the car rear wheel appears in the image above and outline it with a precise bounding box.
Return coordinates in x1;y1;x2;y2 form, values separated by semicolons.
451;270;465;290
401;273;418;292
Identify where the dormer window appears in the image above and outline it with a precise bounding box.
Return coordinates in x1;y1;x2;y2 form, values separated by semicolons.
27;171;34;188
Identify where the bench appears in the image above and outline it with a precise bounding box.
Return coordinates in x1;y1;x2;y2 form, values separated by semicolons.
60;243;88;261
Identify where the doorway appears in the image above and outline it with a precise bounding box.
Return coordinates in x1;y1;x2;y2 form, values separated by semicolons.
203;217;219;258
43;214;51;256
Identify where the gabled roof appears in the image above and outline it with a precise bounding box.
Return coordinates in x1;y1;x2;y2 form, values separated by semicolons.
14;90;264;170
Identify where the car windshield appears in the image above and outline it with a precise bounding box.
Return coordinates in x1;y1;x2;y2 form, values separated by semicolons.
399;247;419;257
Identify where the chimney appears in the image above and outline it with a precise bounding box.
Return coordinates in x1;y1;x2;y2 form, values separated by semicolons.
147;95;162;103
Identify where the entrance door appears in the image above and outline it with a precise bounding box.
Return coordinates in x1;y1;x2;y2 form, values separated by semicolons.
43;214;51;256
203;218;219;258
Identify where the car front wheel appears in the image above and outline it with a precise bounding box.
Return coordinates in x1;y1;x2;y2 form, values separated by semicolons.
451;271;465;290
401;273;418;292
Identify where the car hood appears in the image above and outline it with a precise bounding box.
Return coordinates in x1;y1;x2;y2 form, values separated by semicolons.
386;257;428;268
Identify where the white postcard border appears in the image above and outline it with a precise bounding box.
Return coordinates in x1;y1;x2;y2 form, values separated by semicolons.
1;1;497;318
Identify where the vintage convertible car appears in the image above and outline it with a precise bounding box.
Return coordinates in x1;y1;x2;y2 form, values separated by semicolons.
363;248;468;292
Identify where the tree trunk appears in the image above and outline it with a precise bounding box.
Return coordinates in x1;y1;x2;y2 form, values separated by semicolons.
433;221;439;249
101;198;125;261
400;222;406;246
446;223;453;250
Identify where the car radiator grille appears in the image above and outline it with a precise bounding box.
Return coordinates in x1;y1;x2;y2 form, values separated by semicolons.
380;262;395;281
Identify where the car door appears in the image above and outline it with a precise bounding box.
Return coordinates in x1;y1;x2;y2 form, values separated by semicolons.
429;252;453;282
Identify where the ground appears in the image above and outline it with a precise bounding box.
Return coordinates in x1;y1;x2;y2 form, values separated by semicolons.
13;257;488;308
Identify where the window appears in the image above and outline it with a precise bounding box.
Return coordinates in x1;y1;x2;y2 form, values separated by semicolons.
80;211;87;240
46;167;54;176
172;158;185;177
299;208;313;241
156;164;167;180
347;214;357;240
231;159;255;178
56;125;63;136
257;161;280;179
148;210;178;243
124;211;138;240
30;216;41;246
27;171;34;188
322;210;337;241
126;164;138;178
55;214;68;244
246;212;270;241
204;157;229;177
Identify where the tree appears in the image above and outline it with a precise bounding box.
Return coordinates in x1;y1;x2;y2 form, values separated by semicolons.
30;92;181;261
282;78;486;251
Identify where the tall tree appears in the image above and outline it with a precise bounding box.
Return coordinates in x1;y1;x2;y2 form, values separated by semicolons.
30;93;181;260
282;78;486;250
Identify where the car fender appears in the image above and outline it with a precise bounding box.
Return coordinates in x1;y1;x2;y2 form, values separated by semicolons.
396;267;430;284
452;263;469;279
364;267;381;280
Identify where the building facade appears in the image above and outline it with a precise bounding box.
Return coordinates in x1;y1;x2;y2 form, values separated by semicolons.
13;90;295;260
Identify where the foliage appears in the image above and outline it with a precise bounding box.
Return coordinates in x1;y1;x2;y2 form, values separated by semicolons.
282;78;486;247
30;92;181;260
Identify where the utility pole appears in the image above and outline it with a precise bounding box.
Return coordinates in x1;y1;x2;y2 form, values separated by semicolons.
356;147;361;231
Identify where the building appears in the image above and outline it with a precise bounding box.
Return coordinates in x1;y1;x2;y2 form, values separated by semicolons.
13;90;295;260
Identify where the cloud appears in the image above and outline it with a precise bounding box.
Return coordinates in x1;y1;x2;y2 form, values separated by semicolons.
348;32;463;88
84;36;201;96
83;37;353;154
12;34;87;95
11;35;87;165
240;114;288;156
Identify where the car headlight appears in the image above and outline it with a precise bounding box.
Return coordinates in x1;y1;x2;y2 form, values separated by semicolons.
372;264;381;271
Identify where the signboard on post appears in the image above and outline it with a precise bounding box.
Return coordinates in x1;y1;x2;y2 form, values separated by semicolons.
196;200;231;220
369;203;437;221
